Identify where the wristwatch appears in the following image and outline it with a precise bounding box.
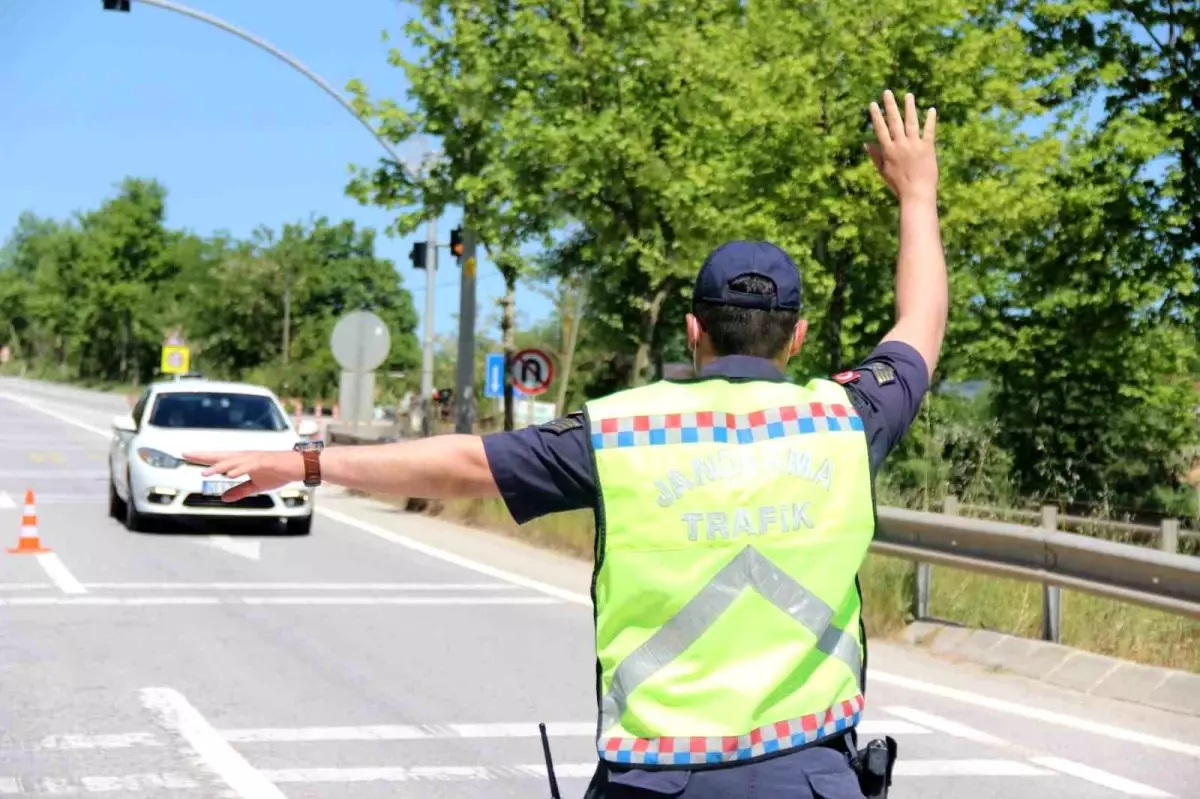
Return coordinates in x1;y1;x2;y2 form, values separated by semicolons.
293;439;325;487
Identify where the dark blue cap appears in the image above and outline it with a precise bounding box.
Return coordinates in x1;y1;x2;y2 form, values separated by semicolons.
692;241;802;312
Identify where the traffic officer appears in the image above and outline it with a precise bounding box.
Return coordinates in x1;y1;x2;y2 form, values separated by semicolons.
186;89;946;799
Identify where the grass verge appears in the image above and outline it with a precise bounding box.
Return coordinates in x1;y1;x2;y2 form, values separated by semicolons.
384;495;1199;674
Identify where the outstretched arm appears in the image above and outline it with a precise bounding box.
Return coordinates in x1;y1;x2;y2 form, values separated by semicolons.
867;90;948;380
186;434;499;502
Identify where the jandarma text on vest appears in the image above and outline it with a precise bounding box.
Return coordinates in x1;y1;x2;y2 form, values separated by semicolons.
654;447;832;508
652;447;834;542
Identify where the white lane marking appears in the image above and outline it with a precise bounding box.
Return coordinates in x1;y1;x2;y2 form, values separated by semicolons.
859;718;932;736
0;492;13;510
314;506;592;606
0;470;107;479
40;732;164;750
201;536;262;561
223;721;597;743
29;494;108;505
1030;757;1174;797
871;671;1200;758
0;778;19;795
140;687;288;799
83;581;517;591
0;595;557;606
241;596;559;606
262;766;492;784
0;392;111;436
261;760;1052;784
222;717;932;744
81;773;200;791
881;706;1007;745
895;760;1054;777
35;553;87;595
0;583;52;591
0;597;221;606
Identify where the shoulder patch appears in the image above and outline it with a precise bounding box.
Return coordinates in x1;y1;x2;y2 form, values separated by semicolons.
539;412;584;435
832;370;861;385
866;362;897;385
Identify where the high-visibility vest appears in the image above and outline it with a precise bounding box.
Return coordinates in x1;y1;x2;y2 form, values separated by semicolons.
583;376;875;768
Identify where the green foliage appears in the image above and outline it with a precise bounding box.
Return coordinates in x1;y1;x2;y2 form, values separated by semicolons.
340;0;1198;514
0;180;419;403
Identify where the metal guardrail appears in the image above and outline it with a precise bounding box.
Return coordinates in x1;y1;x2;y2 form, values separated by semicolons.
327;431;1200;640
955;501;1198;545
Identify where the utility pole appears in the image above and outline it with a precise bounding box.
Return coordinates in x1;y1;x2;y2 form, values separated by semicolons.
281;259;291;366
455;227;478;433
419;218;437;437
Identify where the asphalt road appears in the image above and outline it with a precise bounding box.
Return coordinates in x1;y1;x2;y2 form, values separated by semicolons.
0;375;1197;799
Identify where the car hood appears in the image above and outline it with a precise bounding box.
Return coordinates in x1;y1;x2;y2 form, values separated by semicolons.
137;428;296;456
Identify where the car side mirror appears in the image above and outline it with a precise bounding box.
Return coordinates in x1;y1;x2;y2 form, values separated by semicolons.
112;414;137;433
296;419;320;439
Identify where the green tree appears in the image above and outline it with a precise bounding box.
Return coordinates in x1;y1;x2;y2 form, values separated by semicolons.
990;116;1198;510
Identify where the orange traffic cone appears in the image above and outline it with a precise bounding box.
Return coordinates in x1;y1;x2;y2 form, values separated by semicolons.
8;489;49;554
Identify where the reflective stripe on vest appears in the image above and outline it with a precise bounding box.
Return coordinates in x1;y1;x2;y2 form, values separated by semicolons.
599;546;862;735
585;378;874;768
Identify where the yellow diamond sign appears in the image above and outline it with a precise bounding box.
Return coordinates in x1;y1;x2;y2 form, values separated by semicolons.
161;345;190;375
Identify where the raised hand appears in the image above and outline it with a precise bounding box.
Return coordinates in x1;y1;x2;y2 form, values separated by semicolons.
866;90;938;204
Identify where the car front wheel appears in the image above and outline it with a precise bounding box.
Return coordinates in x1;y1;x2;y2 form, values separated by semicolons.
108;474;126;520
124;470;146;532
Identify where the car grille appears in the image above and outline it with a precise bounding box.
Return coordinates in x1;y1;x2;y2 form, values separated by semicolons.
182;494;275;510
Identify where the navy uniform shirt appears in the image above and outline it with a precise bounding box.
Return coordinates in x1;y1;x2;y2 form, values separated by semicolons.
482;342;929;795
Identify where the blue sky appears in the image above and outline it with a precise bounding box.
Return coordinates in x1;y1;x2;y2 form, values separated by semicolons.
0;0;551;342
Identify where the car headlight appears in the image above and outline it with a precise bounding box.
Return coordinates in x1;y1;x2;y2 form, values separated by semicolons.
137;447;183;469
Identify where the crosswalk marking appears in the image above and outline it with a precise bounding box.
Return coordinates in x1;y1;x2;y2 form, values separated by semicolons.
220;718;929;744
1031;757;1174;797
1;710;1178;796
882;706;1008;745
0;596;560;607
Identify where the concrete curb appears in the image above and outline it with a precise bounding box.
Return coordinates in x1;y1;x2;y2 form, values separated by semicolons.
904;621;1200;717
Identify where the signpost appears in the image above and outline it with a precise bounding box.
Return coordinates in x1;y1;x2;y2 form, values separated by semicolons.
510;348;555;428
330;310;391;431
484;353;505;399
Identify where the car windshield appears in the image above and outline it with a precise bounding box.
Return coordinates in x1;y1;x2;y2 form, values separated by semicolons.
148;392;289;432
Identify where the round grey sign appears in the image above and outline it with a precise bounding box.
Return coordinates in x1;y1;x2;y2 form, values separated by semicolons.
330;310;391;372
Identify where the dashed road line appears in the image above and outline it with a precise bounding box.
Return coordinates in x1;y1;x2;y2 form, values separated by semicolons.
0;492;13;509
0;595;559;607
0;392;110;436
35;552;87;595
1031;757;1174;797
881;706;1008;745
82;581;519;590
219;718;928;744
896;760;1054;777
39;732;164;750
0;470;107;479
140;687;287;799
870;671;1200;758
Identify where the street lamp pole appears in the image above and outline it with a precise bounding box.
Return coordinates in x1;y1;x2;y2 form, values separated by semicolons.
420;216;437;436
104;0;453;393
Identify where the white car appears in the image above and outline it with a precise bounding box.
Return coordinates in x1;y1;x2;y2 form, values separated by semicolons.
108;378;320;534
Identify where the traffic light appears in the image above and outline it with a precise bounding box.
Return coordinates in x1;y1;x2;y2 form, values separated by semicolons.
102;0;131;11
410;241;427;270
449;227;464;259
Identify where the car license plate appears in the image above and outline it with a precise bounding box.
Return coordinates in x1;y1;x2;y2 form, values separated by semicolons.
202;481;238;497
